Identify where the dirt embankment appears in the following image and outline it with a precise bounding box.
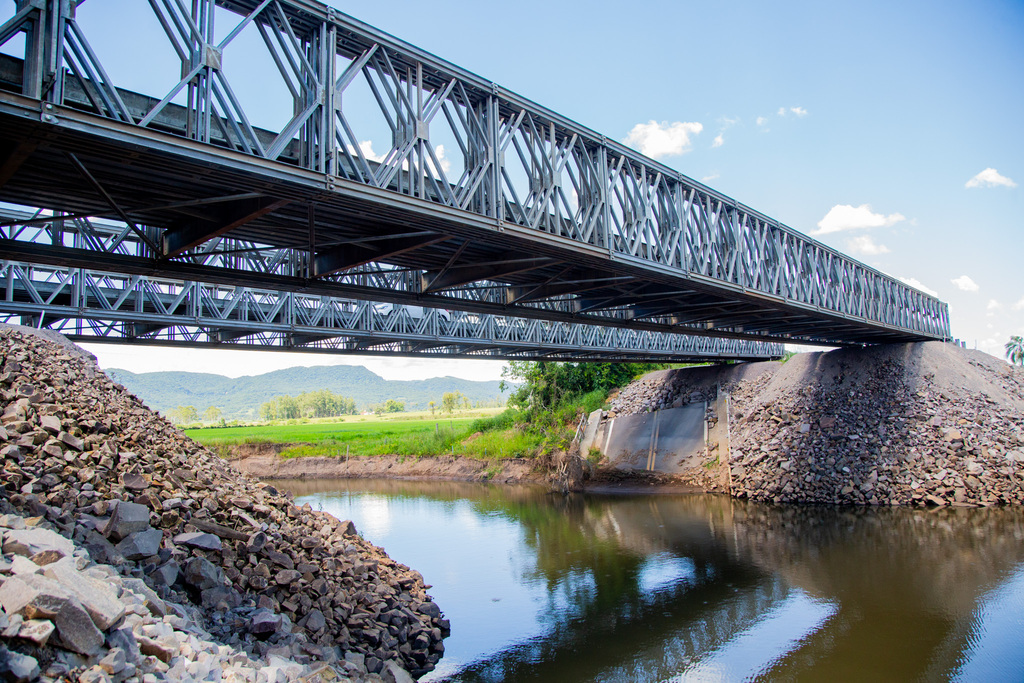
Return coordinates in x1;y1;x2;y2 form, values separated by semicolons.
229;443;543;484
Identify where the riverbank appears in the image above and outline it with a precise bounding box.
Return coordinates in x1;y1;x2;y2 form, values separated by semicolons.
0;326;445;681
229;444;543;484
607;341;1024;507
223;342;1024;508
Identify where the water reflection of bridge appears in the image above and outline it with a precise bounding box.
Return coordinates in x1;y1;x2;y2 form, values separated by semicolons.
281;479;1024;682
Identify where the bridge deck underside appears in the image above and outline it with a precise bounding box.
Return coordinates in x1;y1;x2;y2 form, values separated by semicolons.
0;104;932;347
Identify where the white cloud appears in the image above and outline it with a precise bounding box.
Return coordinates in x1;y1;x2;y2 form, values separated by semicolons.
986;299;1003;315
777;107;787;116
898;277;938;297
965;168;1017;189
845;235;890;255
813;204;905;235
624;120;703;159
951;275;979;292
348;140;386;162
1013;296;1024;311
431;144;451;175
790;106;808;117
701;171;720;183
712;134;724;148
756;116;768;127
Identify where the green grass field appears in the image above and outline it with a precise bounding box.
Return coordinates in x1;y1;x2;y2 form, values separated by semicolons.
184;408;542;459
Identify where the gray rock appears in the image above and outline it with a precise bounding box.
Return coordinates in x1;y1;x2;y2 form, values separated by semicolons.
0;647;40;683
54;598;104;655
58;430;84;451
43;558;126;630
17;618;55;646
248;608;282;639
121;472;149;491
98;647;127;675
200;585;242;609
183;556;223;591
274;569;301;585
116;527;163;560
382;660;415;683
149;560;179;587
303;608;326;633
3;527;75;557
120;578;167;618
417;601;441;619
82;530;124;566
0;574;70;619
106;625;143;665
173;531;222;551
245;531;267;553
102;501;151;542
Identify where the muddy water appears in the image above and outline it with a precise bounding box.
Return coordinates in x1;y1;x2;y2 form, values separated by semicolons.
274;479;1024;682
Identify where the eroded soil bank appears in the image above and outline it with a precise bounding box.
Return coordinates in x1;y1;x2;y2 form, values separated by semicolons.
229;445;543;485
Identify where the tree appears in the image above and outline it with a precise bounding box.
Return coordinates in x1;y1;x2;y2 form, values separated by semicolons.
1007;335;1024;366
428;400;436;416
169;405;198;424
203;406;222;422
441;391;465;415
383;399;405;413
501;361;667;412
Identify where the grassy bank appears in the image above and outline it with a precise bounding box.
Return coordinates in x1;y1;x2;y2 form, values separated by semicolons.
186;409;546;459
186;361;662;462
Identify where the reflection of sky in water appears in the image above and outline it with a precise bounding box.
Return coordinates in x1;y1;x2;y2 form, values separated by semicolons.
952;563;1024;682
638;553;698;596
676;589;837;682
299;492;560;680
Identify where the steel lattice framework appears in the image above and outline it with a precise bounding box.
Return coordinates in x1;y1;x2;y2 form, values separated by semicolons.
0;0;950;350
0;258;782;362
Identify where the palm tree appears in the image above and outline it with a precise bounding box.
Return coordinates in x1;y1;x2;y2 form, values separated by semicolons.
1007;335;1024;366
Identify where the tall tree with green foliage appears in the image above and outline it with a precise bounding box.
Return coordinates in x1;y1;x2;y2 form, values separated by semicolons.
1007;335;1024;366
500;361;666;412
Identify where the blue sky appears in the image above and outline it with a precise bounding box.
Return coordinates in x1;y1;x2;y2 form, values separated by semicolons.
5;0;1023;379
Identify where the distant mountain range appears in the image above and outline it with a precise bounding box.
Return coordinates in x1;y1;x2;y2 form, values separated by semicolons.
108;365;507;419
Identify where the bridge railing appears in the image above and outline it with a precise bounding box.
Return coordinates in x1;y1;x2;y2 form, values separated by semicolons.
0;0;949;340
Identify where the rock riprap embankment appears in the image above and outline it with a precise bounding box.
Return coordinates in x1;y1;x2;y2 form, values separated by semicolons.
0;326;446;681
724;343;1024;506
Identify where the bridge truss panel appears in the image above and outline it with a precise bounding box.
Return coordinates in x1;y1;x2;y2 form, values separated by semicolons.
0;258;784;362
0;0;951;346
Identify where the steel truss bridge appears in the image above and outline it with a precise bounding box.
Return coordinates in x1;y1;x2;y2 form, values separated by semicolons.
0;211;780;361
0;0;949;362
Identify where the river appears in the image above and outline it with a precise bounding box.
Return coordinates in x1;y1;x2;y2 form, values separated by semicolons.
273;479;1024;682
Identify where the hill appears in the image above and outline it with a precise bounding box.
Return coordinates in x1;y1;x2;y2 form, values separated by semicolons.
107;364;506;419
